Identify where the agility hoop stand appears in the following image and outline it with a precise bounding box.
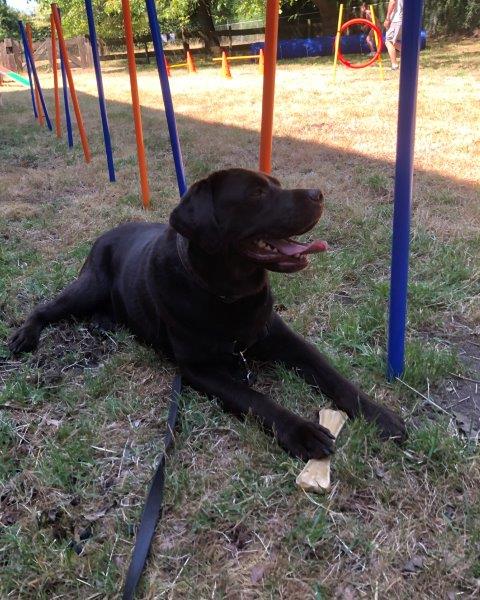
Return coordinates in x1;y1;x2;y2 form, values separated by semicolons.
333;4;384;80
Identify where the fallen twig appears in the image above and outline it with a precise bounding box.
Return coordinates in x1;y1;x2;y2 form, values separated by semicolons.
396;377;452;416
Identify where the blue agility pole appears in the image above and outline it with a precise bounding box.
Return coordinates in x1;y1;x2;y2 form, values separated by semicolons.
18;21;53;131
387;0;424;379
145;0;187;197
20;28;38;119
58;10;73;148
84;0;115;181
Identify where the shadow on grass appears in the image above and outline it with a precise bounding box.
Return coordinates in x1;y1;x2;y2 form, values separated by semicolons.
0;83;478;207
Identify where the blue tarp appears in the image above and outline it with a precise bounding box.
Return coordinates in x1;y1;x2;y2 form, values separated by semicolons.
251;31;427;59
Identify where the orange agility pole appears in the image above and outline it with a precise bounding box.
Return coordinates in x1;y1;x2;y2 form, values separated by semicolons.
121;0;150;208
51;4;91;163
50;13;61;137
259;0;280;174
26;23;44;125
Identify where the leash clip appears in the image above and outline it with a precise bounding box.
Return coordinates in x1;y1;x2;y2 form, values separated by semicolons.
236;345;255;386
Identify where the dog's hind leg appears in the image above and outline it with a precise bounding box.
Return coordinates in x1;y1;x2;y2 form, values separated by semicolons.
8;270;109;354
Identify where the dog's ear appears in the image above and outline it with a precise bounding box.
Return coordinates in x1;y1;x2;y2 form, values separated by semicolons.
265;174;281;187
169;178;223;254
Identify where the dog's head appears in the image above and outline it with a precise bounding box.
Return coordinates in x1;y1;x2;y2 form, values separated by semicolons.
170;168;327;273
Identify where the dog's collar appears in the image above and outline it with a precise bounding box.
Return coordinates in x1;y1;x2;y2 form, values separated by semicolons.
176;233;245;304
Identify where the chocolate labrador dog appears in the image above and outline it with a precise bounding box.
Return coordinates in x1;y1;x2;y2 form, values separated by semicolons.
9;168;406;459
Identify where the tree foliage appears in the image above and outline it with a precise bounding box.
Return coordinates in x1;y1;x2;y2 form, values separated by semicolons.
0;0;22;38
423;0;480;35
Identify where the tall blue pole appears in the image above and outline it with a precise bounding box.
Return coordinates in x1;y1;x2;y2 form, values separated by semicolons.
18;21;53;132
145;0;187;197
58;10;74;148
60;50;73;147
387;0;424;379
84;0;116;181
20;27;38;119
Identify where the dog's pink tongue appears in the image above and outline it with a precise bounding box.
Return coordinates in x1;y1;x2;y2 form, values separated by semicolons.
266;238;329;256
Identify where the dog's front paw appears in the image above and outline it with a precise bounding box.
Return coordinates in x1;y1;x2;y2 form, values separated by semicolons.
8;324;40;354
361;400;407;443
276;416;335;461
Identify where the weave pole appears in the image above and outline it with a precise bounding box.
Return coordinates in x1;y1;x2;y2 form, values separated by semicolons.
19;24;38;119
387;0;424;379
84;0;116;182
59;27;73;147
19;21;52;131
57;6;73;146
52;3;91;162
145;0;187;197
259;0;280;174
121;0;150;208
26;22;43;125
50;13;61;137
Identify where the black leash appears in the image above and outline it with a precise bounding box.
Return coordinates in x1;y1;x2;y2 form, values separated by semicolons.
122;375;182;600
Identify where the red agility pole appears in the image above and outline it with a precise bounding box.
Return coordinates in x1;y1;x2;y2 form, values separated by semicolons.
26;23;44;126
51;4;91;163
50;13;61;138
121;0;150;208
259;0;280;174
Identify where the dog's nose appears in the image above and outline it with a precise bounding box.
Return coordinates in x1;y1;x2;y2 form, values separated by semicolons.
307;189;323;203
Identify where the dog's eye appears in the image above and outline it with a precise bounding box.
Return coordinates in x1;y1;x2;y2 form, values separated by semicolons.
251;188;266;198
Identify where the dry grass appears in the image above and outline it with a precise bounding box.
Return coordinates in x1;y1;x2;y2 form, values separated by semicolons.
1;38;479;599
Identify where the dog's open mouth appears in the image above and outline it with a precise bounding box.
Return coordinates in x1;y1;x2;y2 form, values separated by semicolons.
239;237;328;272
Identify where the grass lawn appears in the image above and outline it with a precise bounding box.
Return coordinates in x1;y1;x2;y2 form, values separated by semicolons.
0;39;479;599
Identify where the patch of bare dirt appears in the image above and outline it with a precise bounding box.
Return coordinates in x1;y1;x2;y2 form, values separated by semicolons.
433;319;480;441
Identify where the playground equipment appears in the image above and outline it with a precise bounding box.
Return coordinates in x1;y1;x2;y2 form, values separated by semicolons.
58;9;74;148
121;0;150;207
52;3;91;162
26;23;44;125
0;64;29;86
212;49;264;77
387;0;424;379
85;0;115;181
19;21;52;131
50;13;61;138
259;0;280;174
145;0;186;196
333;4;384;79
337;18;382;68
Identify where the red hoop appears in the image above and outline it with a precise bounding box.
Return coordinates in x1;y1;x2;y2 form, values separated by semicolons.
337;18;383;69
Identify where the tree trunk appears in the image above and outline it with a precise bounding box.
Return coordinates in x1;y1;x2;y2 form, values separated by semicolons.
192;0;221;56
312;0;339;34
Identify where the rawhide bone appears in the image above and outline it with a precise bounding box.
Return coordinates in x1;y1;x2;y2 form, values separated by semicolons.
296;409;348;492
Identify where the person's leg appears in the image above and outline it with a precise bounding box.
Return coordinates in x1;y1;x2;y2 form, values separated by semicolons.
385;39;398;68
385;23;400;69
366;32;375;55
